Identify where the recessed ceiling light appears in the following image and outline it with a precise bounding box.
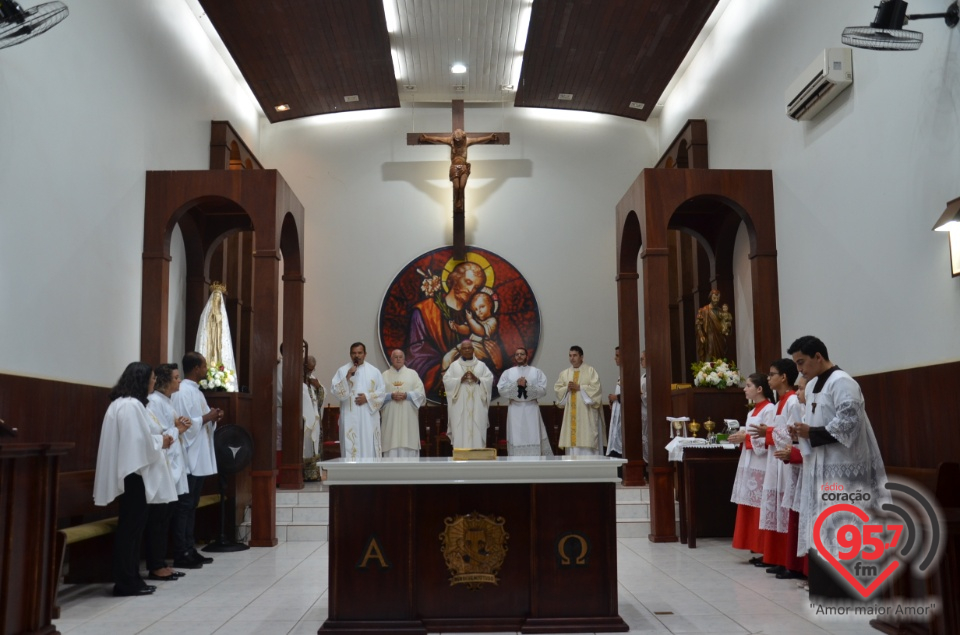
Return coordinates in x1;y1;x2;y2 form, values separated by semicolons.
451;63;467;74
558;93;573;101
274;104;290;112
344;95;359;102
629;102;645;110
500;84;515;91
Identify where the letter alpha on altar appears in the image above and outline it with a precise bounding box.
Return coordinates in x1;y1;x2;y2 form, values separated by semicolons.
357;536;391;569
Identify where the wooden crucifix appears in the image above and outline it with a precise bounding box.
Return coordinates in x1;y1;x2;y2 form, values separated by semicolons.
407;99;510;259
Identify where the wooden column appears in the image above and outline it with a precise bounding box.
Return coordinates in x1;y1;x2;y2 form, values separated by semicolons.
278;273;305;489
249;248;280;547
616;271;646;486
643;244;678;542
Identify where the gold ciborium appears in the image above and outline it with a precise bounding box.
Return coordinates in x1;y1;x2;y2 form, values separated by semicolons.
704;418;716;443
689;420;701;438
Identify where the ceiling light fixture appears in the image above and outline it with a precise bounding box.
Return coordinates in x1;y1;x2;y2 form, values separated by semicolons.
274;104;290;112
841;0;959;51
451;63;467;74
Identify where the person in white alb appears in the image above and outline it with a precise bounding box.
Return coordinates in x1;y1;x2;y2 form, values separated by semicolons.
145;363;192;581
331;342;386;459
93;362;177;596
787;335;888;599
380;349;426;457
498;347;552;456
443;340;494;449
606;347;623;459
170;352;223;569
555;345;605;455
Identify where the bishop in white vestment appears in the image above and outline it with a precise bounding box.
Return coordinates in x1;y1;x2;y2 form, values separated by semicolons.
331;343;385;459
555;346;605;455
497;347;552;456
381;349;426;457
442;341;493;449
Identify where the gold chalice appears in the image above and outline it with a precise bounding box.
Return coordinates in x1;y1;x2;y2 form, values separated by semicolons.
689;420;701;438
704;418;716;443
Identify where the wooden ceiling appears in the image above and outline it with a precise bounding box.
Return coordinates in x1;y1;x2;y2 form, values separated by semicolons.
198;0;720;124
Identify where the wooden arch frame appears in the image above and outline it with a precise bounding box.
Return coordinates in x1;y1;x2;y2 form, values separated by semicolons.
140;168;305;548
616;167;781;542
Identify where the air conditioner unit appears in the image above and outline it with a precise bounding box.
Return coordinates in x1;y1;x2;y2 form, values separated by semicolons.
785;48;853;121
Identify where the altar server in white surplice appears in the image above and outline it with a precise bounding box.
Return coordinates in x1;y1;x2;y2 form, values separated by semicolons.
331;342;386;459
171;352;222;569
497;347;553;456
443;340;493;449
94;362;177;597
555;345;605;456
381;349;426;457
606;347;623;458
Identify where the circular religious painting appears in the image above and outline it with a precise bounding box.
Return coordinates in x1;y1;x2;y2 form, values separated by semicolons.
379;246;541;404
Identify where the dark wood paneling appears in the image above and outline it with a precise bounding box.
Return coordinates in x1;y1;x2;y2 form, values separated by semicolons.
516;1;719;121
857;361;960;471
0;374;109;473
198;0;399;123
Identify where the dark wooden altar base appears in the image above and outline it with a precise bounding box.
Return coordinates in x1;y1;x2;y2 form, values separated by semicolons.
321;482;628;634
676;446;740;548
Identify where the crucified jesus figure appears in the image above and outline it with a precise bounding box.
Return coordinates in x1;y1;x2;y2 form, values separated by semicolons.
418;129;499;213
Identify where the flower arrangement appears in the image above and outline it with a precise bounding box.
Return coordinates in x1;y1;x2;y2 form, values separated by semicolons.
690;358;741;389
200;362;235;392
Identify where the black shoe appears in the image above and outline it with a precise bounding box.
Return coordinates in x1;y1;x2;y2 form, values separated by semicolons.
776;569;805;580
170;571;186;578
748;556;764;565
753;560;771;567
766;565;786;575
173;554;203;569
191;550;214;565
147;572;178;581
113;585;156;597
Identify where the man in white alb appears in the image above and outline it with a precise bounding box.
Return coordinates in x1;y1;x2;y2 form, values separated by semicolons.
442;340;493;449
606;346;623;459
497;347;552;456
381;349;426;457
171;352;223;569
787;335;888;599
331;342;385;459
555;345;605;455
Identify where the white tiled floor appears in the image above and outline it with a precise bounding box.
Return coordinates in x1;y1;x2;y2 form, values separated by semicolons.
55;537;881;634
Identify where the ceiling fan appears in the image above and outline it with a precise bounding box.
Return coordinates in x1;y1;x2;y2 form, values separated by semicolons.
0;0;68;51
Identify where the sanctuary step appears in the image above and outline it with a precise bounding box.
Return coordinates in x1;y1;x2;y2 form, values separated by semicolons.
238;482;678;543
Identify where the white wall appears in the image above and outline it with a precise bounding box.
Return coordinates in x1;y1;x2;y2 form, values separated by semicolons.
660;0;960;375
0;0;262;386
261;104;659;398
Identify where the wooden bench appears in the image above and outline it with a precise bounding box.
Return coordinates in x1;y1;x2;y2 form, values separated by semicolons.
870;462;960;635
54;470;221;616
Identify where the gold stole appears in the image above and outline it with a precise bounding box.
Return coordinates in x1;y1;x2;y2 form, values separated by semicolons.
570;369;580;445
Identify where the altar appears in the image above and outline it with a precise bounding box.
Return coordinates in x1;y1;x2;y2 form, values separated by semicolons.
320;456;628;634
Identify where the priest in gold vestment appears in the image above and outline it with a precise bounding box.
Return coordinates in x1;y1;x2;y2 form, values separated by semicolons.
555;346;606;455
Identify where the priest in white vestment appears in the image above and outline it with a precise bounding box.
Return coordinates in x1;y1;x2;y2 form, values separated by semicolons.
497;347;552;456
442;340;494;449
171;352;223;568
787;336;887;597
381;349;426;457
555;346;606;455
331;342;385;459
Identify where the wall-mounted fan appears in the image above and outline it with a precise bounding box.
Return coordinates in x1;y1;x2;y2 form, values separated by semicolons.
0;1;68;51
203;423;253;553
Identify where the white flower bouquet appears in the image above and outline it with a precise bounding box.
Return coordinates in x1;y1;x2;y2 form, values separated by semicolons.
199;362;236;392
690;358;741;389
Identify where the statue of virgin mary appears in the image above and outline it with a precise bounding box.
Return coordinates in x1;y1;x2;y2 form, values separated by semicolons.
195;282;239;392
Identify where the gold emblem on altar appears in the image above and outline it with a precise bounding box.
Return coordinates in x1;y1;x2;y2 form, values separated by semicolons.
439;512;509;589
